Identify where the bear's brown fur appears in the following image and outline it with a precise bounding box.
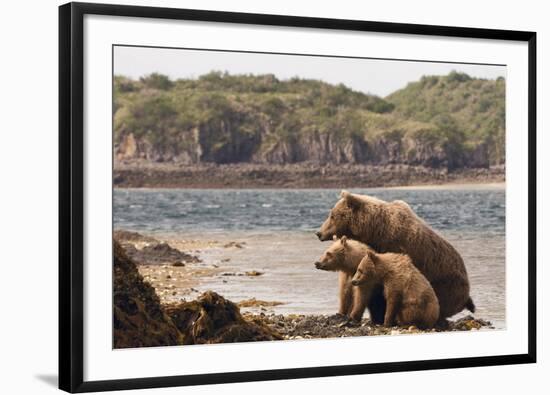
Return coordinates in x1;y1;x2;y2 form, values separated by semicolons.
351;249;440;329
314;236;384;322
316;190;474;320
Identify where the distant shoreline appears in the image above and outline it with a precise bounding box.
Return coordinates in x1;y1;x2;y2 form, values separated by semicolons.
113;162;505;189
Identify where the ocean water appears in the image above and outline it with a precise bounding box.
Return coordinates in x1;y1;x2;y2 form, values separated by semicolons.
114;187;506;328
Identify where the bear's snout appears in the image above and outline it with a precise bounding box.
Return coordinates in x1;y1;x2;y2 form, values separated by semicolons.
315;231;322;240
314;261;324;270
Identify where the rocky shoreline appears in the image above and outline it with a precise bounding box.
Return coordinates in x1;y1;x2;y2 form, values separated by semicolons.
113;162;505;189
113;230;495;348
246;313;493;340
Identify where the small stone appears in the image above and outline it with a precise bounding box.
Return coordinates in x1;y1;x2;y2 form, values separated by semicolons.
245;270;264;276
224;241;245;248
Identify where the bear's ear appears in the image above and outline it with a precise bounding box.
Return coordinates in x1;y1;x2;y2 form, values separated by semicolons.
340;190;362;210
340;236;348;247
366;250;378;264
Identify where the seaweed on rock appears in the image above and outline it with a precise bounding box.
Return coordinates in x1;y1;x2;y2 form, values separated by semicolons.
165;291;282;344
113;240;183;348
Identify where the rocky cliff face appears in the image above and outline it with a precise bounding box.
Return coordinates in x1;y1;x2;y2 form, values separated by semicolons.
115;127;490;170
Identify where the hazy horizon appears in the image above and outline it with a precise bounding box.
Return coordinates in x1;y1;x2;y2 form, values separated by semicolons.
114;46;506;97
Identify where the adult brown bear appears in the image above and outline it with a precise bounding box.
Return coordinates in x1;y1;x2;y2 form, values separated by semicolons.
316;190;474;322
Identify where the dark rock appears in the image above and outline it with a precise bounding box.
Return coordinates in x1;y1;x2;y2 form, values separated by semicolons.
449;315;494;330
127;241;200;265
223;241;246;248
114;230;201;265
114;229;158;244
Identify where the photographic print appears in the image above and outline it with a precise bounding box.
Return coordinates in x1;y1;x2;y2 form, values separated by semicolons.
112;46;506;348
59;3;536;391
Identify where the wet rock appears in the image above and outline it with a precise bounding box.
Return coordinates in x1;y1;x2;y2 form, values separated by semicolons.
114;229;158;244
223;241;246;249
114;229;202;265
127;242;201;265
449;315;494;331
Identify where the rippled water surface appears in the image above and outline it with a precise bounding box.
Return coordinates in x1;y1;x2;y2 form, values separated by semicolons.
114;187;506;328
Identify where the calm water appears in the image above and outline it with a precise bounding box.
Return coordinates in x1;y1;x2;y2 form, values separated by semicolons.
114;187;506;328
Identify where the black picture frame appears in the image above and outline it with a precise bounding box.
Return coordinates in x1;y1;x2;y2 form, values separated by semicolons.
59;2;537;393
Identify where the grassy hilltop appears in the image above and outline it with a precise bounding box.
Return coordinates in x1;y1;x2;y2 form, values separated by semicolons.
114;71;505;170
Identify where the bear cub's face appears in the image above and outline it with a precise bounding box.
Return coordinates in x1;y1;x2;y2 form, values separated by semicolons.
316;191;356;241
351;253;376;286
314;237;346;271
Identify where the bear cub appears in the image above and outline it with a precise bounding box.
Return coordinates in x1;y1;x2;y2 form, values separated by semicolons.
315;236;384;322
352;249;440;329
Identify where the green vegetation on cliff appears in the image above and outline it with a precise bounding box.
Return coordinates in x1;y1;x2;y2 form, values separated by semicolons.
114;71;505;169
387;71;506;165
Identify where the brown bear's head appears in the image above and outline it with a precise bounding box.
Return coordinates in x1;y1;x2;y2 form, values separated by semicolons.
316;190;363;241
351;251;377;286
314;235;348;271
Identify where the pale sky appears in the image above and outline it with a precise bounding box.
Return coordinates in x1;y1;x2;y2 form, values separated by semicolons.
114;45;506;97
